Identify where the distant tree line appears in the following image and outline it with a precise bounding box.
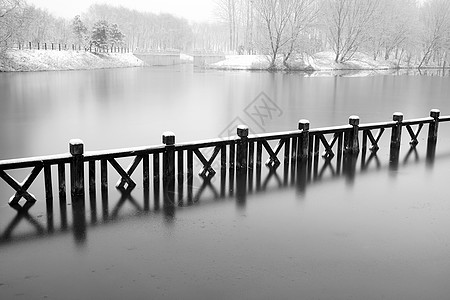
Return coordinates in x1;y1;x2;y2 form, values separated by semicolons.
215;0;450;69
1;0;450;69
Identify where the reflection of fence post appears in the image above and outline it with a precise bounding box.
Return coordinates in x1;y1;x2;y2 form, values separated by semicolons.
162;132;176;201
427;109;440;166
70;139;85;198
344;116;360;154
389;112;403;170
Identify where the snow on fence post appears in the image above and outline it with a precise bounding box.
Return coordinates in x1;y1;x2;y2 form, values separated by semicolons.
70;139;85;197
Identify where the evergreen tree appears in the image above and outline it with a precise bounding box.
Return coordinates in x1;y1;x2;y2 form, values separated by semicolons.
108;23;125;46
72;15;88;45
91;20;110;49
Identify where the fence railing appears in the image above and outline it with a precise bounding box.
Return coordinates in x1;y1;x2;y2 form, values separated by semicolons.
0;109;447;214
9;42;131;53
0;109;448;244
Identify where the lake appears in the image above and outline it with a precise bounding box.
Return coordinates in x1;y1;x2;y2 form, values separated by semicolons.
1;66;450;299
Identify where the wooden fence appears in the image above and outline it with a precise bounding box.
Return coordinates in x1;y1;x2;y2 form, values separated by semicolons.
0;109;449;244
0;109;448;213
12;42;130;53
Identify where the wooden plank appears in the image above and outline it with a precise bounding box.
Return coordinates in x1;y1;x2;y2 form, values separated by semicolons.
248;141;254;192
0;154;70;170
229;141;235;195
57;163;66;205
44;164;53;210
89;161;96;197
220;145;227;197
283;138;290;186
143;154;149;190
256;141;262;190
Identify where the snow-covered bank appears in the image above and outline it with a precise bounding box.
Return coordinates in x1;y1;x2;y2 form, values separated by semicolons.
209;51;411;73
0;49;144;72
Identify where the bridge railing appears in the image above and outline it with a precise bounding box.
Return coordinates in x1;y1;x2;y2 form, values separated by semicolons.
0;109;447;216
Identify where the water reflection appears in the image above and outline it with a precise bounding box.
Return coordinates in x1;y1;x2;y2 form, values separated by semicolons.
0;140;440;247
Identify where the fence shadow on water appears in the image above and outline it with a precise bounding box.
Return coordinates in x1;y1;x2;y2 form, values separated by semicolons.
0;109;447;247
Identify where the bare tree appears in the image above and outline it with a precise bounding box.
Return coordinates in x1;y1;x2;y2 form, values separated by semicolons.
418;0;450;69
0;0;23;52
325;0;381;63
252;0;295;68
282;0;319;67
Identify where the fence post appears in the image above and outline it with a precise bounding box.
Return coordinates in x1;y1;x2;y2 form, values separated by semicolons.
236;125;249;174
298;119;310;160
427;109;440;165
59;44;61;51
162;132;175;201
44;43;47;50
51;43;54;50
236;125;249;205
389;112;403;170
344;115;360;154
37;42;40;50
29;42;31;50
70;139;85;197
428;109;440;141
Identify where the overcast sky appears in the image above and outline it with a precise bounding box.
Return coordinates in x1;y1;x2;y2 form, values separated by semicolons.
26;0;217;22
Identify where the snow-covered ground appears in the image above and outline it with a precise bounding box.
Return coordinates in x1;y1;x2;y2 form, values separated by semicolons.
210;51;403;73
0;49;144;72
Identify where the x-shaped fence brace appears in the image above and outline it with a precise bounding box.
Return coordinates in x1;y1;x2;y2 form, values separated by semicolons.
317;133;340;159
405;124;424;147
110;156;142;190
261;139;284;169
363;128;385;152
194;146;221;178
0;165;43;209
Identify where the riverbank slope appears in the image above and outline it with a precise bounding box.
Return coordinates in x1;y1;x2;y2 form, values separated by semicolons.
0;49;144;72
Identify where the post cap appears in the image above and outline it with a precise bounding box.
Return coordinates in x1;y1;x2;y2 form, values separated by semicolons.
162;131;176;145
69;139;84;155
298;119;310;131
349;115;360;126
430;109;440;119
393;112;403;122
237;125;249;137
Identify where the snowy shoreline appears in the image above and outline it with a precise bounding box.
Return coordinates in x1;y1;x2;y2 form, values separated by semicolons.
0;50;446;75
0;49;144;72
208;52;446;74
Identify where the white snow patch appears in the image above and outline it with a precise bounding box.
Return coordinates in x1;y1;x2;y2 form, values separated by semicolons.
0;49;144;72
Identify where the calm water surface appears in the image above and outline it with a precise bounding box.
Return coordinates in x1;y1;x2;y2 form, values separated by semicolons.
1;66;450;299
